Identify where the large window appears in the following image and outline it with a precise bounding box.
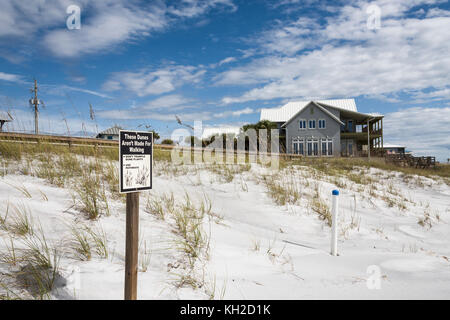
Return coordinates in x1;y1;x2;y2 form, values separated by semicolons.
299;120;306;130
307;140;313;156
321;140;327;156
321;139;333;156
328;140;333;156
307;139;319;156
313;140;319;156
292;138;304;155
309;120;316;129
318;119;326;129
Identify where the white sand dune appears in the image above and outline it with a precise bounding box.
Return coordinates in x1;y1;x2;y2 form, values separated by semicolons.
0;162;449;300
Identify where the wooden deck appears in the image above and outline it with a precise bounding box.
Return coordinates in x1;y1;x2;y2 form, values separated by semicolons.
385;153;436;169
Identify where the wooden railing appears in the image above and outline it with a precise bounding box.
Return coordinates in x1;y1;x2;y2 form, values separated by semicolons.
0;131;307;161
0;132;118;147
385;153;436;168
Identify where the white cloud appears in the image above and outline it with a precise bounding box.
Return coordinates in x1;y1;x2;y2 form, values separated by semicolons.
217;0;450;104
426;7;450;18
218;57;237;66
213;107;254;118
410;87;450;102
0;72;111;98
383;106;450;161
97;109;211;121
43;2;168;58
0;0;75;37
97;105;254;122
0;72;23;82
103;64;205;96
58;85;112;99
0;0;237;59
167;0;237;18
138;94;192;110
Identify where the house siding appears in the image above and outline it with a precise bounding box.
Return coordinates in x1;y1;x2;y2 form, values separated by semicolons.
285;102;341;156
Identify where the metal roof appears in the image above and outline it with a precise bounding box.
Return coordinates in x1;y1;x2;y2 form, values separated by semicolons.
281;101;345;127
202;126;240;139
383;143;405;149
260;99;357;123
98;126;122;135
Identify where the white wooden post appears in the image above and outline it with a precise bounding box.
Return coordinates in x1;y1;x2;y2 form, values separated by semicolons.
331;189;339;256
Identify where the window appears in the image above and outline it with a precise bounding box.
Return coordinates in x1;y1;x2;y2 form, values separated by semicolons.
307;139;319;156
348;141;353;156
321;139;333;156
322;141;327;156
347;120;353;132
307;140;313;156
299;120;306;130
292;139;304;155
313;140;319;156
308;120;316;129
318;119;326;129
328;141;333;156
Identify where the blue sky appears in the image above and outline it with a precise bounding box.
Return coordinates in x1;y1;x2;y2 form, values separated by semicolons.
0;0;449;160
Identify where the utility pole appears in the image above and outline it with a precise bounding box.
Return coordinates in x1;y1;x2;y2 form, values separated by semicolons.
30;79;41;135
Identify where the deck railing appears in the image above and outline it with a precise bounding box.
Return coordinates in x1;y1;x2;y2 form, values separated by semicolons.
385;153;436;168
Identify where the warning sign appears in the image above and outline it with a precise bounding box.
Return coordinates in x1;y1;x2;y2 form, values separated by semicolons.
119;130;153;193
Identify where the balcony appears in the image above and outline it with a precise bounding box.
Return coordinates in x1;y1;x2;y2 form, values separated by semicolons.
341;131;382;141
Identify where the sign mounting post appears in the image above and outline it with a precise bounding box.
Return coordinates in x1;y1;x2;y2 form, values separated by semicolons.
119;130;153;300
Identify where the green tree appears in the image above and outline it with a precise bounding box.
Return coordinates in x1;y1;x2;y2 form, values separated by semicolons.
161;139;174;145
149;130;160;141
242;120;277;132
239;120;282;152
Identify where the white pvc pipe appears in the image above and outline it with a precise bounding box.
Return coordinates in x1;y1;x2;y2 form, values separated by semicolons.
331;190;339;256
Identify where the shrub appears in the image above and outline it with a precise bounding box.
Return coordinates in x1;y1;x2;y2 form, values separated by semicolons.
161;139;174;145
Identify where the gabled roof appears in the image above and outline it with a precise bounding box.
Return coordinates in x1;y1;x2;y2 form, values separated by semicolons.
260;99;357;123
315;101;382;122
281;101;345;127
98;125;122;136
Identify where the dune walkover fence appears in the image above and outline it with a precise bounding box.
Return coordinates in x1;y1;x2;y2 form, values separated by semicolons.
0;131;304;162
0;132;442;171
